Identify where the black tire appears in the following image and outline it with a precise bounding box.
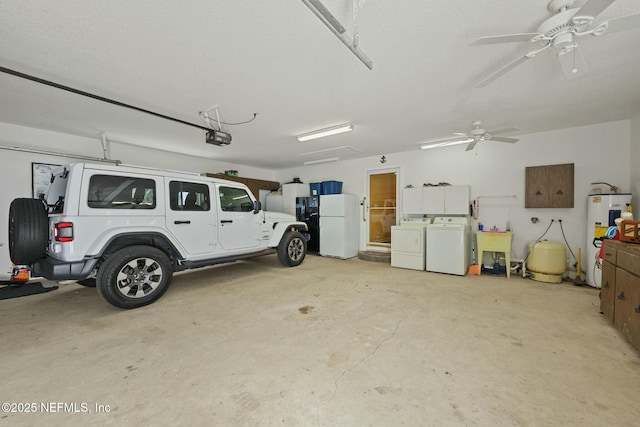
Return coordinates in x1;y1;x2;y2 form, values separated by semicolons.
76;278;97;287
277;231;307;267
8;198;48;265
96;246;173;309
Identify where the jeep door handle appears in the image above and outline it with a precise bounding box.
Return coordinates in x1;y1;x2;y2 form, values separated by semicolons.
174;220;191;225
221;220;233;224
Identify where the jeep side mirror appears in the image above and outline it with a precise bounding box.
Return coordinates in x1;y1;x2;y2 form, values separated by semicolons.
253;200;262;214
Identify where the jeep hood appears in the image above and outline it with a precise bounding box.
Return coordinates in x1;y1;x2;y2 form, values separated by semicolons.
263;211;298;222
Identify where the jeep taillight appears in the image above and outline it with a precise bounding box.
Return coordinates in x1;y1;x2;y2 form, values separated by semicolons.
54;222;73;242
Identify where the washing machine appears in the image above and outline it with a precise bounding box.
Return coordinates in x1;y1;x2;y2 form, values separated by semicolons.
391;218;431;270
426;216;471;275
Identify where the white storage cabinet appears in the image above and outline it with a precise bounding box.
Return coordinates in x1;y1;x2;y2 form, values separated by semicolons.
402;185;470;215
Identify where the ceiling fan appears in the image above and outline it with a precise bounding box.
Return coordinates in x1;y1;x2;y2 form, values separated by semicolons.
472;0;640;87
420;121;519;152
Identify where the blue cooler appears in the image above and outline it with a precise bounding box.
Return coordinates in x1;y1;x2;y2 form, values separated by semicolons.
310;182;322;196
321;180;343;194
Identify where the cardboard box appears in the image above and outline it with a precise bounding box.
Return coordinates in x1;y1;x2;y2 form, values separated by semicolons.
620;220;640;243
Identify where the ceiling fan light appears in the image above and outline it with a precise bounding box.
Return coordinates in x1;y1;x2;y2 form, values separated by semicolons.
297;123;354;142
420;138;473;150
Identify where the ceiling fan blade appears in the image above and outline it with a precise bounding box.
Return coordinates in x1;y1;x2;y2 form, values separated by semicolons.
574;0;615;20
452;132;469;137
489;127;519;135
604;13;640;34
491;136;519;143
471;33;541;46
558;46;588;80
423;136;471;145
465;140;478;151
475;55;531;88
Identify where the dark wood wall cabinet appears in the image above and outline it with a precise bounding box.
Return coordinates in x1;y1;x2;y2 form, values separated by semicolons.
525;163;574;208
201;173;279;197
600;240;640;351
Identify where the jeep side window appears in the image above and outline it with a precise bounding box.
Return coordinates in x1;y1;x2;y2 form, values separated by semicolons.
88;175;156;209
219;186;252;212
169;181;210;211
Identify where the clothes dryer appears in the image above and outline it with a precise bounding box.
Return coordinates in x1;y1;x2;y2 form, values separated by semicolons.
426;217;471;275
391;218;431;270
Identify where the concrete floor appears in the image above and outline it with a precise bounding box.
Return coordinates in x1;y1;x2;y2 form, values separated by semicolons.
1;254;639;426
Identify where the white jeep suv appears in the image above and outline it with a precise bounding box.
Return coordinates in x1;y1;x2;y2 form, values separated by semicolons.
8;163;309;309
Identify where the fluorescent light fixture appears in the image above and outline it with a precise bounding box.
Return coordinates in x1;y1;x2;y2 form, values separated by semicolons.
297;123;354;142
303;157;339;166
301;0;373;70
420;138;473;150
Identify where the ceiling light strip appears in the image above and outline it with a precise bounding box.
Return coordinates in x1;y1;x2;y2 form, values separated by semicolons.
306;0;345;33
303;157;339;166
301;0;373;70
297;123;354;142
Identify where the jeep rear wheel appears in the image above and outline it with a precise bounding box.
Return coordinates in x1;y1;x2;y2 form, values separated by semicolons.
277;231;307;267
8;198;48;265
96;246;173;309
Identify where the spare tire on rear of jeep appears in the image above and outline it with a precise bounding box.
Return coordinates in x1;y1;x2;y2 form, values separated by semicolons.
8;198;49;265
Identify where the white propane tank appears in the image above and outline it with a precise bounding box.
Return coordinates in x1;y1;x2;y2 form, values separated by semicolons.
526;240;566;283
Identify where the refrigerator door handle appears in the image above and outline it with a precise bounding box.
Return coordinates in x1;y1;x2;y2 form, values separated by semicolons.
362;197;367;222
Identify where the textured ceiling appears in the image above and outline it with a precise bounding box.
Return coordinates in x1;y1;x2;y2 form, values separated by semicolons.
1;0;639;169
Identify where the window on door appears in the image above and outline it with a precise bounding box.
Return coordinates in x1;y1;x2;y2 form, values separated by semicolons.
169;181;210;211
219;186;253;212
367;170;397;247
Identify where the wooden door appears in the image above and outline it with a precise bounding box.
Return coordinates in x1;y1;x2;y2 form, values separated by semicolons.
600;260;616;323
613;268;636;341
367;169;398;249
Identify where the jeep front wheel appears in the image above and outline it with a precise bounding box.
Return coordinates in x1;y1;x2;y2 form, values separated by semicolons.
96;246;173;309
277;231;307;267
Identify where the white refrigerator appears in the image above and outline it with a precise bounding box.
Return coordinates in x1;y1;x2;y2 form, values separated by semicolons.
586;193;632;288
319;194;359;259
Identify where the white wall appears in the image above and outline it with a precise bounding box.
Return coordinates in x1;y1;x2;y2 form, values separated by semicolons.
1;119;633;279
274;120;632;271
0;122;276;279
631;112;640;206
